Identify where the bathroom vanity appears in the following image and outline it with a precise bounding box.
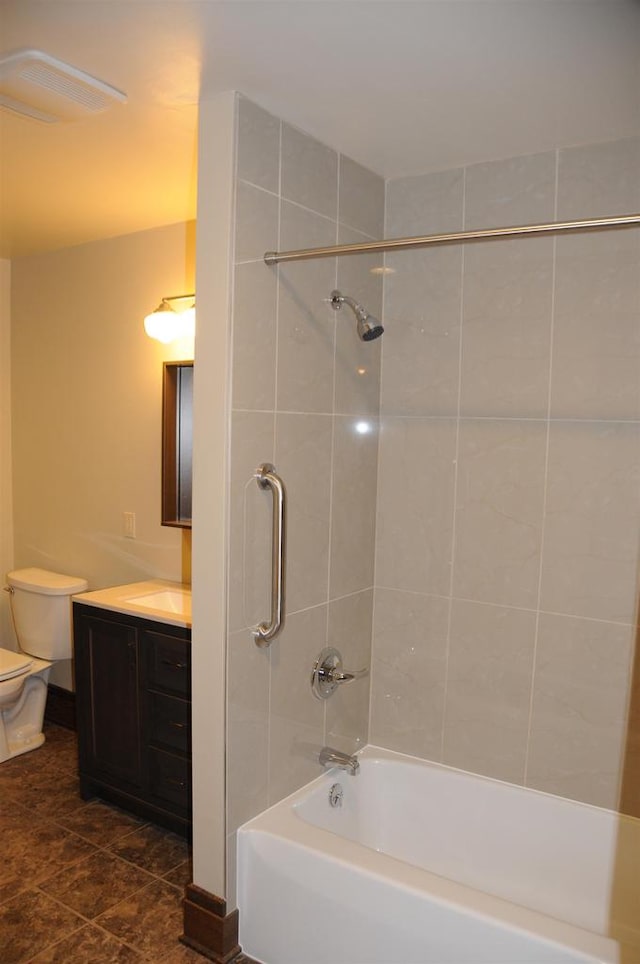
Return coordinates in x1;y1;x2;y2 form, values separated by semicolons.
72;581;192;837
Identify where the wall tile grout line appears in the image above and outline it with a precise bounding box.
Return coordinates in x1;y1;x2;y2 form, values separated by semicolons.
366;167;390;747
322;151;341;748
440;164;467;765
232;405;640;425
264;116;284;811
236;174;383;244
523;147;561;789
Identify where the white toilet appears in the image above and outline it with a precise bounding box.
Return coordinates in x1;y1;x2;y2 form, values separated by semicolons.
0;567;88;763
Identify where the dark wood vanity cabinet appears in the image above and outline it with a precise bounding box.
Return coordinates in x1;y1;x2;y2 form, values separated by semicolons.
73;603;192;837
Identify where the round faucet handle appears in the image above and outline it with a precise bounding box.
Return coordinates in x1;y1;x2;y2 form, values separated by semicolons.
311;647;369;700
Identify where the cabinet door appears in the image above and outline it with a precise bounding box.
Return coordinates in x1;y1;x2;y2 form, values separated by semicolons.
75;615;143;788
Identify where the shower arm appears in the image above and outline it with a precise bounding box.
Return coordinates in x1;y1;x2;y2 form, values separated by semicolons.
264;212;640;265
331;291;359;314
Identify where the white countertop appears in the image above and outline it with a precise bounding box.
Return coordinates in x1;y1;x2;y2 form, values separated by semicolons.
73;579;192;628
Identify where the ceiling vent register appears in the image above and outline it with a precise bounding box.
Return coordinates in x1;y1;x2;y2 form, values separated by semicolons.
0;48;126;123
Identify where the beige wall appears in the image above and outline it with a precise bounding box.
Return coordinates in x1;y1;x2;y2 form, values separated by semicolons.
0;259;16;649
11;222;194;685
371;137;640;813
225;96;385;900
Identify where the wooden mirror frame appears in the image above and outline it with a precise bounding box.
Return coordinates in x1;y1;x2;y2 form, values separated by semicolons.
162;361;193;528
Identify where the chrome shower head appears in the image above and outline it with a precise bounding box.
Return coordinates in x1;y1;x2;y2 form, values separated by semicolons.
330;290;384;341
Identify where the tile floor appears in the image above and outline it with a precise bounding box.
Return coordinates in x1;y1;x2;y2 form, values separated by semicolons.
0;721;210;963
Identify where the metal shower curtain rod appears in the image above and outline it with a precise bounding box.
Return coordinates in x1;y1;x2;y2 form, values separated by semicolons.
263;213;640;265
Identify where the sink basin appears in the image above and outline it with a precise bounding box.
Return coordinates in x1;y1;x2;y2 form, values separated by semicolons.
126;589;191;615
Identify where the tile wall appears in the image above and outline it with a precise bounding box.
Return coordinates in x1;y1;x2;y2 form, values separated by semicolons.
225;109;639;903
370;137;640;813
226;97;385;890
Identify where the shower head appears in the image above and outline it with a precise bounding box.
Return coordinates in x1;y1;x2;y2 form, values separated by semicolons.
329;290;384;341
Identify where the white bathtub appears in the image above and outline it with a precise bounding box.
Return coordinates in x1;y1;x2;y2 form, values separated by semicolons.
237;746;640;964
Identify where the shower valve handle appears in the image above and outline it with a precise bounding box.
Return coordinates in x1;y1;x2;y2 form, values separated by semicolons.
311;647;368;700
325;666;368;684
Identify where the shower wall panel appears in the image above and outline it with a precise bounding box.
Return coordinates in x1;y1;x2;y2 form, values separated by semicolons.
225;96;385;896
371;136;640;814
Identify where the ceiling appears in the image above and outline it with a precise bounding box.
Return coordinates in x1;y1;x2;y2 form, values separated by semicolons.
1;0;639;258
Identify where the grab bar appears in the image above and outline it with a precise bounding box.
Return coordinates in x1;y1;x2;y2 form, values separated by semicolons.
253;463;287;647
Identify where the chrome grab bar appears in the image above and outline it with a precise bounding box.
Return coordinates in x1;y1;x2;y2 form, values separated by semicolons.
253;463;286;648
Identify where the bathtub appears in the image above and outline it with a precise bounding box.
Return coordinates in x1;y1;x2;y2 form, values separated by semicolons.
237;746;640;964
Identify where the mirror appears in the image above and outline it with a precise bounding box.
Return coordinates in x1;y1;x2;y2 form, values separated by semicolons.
162;361;193;528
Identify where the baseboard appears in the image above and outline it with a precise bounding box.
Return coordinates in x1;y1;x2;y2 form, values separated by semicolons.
44;684;76;730
181;883;242;963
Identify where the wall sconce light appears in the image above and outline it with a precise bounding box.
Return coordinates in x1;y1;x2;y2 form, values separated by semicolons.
144;293;196;344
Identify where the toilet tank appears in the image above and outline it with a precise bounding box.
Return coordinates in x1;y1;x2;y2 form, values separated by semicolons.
7;568;88;660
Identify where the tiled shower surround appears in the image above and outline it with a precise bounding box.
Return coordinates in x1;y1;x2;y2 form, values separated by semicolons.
226;97;384;875
226;95;639;894
372;136;640;812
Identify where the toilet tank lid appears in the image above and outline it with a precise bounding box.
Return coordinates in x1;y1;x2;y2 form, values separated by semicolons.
7;568;88;595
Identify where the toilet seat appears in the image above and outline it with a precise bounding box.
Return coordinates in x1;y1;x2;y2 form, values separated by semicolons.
0;648;33;683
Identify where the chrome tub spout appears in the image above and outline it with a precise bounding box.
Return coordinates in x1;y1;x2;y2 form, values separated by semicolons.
319;746;360;776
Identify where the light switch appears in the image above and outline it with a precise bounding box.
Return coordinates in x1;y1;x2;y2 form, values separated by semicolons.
123;511;136;539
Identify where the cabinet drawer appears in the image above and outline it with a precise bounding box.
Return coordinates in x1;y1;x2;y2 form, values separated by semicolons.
146;633;191;697
148;748;191;812
148;691;191;755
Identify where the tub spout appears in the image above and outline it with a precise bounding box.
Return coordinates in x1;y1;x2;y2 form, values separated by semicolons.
319;746;360;776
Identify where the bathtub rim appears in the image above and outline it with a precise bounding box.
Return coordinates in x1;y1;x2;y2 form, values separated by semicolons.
237;744;634;964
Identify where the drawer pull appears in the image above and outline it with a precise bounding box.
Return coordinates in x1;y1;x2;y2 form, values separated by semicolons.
169;721;186;729
165;777;187;789
161;659;187;670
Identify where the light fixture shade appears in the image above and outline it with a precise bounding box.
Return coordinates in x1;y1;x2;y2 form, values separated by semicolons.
144;302;196;344
144;303;177;343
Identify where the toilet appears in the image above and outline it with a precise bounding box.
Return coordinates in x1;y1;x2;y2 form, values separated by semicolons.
0;567;88;763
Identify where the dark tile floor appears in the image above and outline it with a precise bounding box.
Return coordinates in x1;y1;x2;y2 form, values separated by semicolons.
0;722;209;963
